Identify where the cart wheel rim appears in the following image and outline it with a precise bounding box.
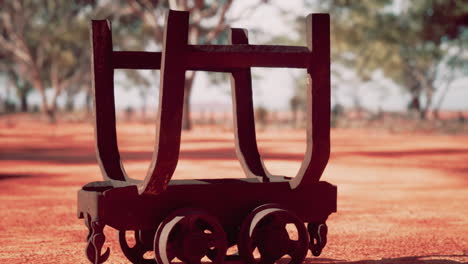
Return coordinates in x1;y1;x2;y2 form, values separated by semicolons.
154;208;227;264
238;204;309;264
119;230;156;264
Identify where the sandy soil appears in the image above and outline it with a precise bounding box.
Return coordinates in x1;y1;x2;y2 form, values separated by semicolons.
0;120;467;264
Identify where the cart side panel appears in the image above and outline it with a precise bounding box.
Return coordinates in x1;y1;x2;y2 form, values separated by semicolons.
99;181;336;231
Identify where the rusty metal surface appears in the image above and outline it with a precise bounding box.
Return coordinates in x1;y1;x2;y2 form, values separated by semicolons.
290;14;331;189
91;20;127;182
91;12;330;193
119;230;156;264
80;9;335;264
85;214;110;264
141;10;189;195
238;204;309;264
154;208;228;264
230;28;269;181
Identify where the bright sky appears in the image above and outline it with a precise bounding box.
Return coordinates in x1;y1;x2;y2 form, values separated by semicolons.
1;0;467;112
182;0;467;112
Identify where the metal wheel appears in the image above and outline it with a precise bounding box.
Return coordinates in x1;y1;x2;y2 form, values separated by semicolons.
154;208;228;264
119;230;156;264
308;223;328;256
238;204;309;264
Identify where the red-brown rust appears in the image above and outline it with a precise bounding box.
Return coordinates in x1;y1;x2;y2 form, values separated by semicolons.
82;9;334;264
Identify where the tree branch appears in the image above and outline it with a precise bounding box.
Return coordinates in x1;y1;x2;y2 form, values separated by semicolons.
204;0;233;44
126;0;164;42
226;0;266;24
191;1;219;24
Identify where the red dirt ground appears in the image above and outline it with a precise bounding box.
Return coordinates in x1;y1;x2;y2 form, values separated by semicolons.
0;120;467;264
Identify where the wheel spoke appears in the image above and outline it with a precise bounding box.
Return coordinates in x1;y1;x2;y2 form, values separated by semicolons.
119;231;142;252
166;242;177;261
179;216;192;234
287;239;305;259
239;204;309;264
206;248;218;261
269;216;286;230
119;230;156;264
187;215;197;233
155;208;227;264
203;233;217;247
259;256;277;264
184;256;202;264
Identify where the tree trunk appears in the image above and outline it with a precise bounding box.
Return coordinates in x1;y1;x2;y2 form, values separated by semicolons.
291;110;296;128
19;92;28;112
419;108;427;120
65;98;75;112
419;85;434;121
46;109;57;123
432;79;455;120
408;95;421;119
28;68;57;123
140;90;147;122
85;89;92;115
182;85;192;130
36;83;56;123
40;97;57;123
433;109;440;120
182;71;196;130
46;90;61;123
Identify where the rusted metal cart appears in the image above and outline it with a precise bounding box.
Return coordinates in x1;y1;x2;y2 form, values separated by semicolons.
78;10;336;264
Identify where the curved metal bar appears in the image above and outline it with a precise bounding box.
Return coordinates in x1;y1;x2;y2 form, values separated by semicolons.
289;14;331;189
228;14;330;189
229;28;270;182
90;12;329;193
139;10;189;195
91;20;128;182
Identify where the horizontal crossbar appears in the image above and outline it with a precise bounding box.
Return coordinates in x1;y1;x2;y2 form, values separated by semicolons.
112;45;310;71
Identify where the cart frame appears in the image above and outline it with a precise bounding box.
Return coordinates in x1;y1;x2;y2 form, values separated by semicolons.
78;10;335;264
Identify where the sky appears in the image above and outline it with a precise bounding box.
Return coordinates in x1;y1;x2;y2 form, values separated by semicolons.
108;0;467;113
1;0;467;113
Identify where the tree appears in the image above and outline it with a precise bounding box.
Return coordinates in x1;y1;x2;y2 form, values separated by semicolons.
120;0;268;130
255;105;269;128
0;1;268;124
8;69;33;112
289;76;307;128
0;51;32;112
0;0;99;122
320;0;468;119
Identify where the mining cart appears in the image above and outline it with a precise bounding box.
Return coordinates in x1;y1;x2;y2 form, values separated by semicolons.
78;10;336;264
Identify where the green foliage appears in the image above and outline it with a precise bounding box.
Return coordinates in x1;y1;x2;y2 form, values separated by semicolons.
317;0;468;118
0;0;266;125
0;0;98;118
3;99;17;113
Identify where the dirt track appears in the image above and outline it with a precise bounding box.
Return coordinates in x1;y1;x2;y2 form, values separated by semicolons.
0;121;467;264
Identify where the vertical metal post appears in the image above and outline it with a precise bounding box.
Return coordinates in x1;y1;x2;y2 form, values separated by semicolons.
230;28;269;181
91;20;127;181
141;10;189;195
290;14;330;189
